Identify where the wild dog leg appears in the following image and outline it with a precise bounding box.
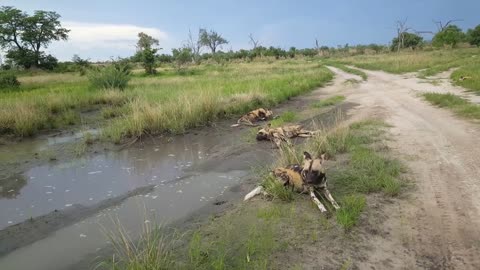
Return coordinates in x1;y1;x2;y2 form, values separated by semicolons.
322;188;340;210
309;186;327;213
297;133;313;138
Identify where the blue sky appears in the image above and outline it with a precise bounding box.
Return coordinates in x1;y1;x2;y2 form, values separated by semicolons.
2;0;480;61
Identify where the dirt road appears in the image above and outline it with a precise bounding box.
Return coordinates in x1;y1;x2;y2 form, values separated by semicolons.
327;67;480;269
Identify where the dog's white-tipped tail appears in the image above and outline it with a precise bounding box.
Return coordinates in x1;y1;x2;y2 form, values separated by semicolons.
244;186;265;201
231;123;240;127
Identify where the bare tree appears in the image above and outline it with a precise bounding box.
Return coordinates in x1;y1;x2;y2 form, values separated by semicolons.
395;18;412;52
433;19;463;32
315;38;320;51
185;29;202;64
248;33;260;49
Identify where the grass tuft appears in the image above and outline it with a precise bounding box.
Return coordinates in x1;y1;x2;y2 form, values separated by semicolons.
311;95;346;108
335;195;366;231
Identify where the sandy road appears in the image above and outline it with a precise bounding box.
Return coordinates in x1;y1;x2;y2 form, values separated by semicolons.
327;67;480;269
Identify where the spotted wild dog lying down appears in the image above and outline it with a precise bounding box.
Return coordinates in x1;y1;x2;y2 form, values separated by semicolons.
231;108;273;127
244;151;339;213
256;123;316;148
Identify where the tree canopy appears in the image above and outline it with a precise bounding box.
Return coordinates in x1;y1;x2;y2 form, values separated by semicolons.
466;25;480;47
391;32;423;51
432;25;465;48
0;6;69;69
199;28;228;54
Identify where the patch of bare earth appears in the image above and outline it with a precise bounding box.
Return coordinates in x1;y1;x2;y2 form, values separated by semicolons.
323;67;480;269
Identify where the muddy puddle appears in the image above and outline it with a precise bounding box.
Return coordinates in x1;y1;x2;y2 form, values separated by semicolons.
0;123;274;270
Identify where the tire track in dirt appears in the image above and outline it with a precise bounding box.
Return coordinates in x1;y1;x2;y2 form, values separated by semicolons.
327;67;480;269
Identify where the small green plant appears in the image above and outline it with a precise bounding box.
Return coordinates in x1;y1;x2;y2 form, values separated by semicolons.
0;72;20;89
336;194;366;230
88;62;131;90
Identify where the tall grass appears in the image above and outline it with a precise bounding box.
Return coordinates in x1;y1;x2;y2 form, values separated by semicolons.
311;95;346;108
0;60;333;139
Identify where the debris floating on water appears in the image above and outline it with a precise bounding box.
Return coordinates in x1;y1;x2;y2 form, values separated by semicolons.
88;171;102;175
65;204;72;207
168;154;175;157
79;234;87;238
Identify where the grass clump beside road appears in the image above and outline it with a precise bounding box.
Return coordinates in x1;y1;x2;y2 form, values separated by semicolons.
311;95;346;108
423;93;480;120
451;64;480;94
336;48;480;75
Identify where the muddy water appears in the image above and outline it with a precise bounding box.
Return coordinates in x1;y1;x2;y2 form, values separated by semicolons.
0;125;273;270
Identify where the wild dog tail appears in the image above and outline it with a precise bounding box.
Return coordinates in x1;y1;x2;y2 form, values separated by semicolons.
244;186;265;201
231;123;241;127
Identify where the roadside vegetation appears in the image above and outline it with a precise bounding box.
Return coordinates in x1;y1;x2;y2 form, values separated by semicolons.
423;93;480;120
311;95;346;108
98;118;405;269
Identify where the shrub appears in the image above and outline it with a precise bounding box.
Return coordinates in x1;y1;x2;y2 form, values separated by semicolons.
0;73;20;89
88;62;131;90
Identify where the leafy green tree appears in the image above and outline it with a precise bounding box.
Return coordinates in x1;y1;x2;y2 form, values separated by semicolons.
172;47;192;71
432;25;466;48
136;32;160;74
0;6;69;68
391;32;423;51
466;25;480;46
288;47;296;58
199;28;228;54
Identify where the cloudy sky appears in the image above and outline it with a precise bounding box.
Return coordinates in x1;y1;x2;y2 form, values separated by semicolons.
1;0;480;61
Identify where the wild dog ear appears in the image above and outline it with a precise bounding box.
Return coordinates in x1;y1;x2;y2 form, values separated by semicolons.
303;151;312;160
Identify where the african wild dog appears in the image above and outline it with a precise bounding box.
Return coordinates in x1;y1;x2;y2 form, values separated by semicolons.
244;151;339;213
256;124;315;148
231;108;273;127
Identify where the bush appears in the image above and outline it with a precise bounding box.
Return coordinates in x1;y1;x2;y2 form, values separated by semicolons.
0;73;20;89
88;62;131;90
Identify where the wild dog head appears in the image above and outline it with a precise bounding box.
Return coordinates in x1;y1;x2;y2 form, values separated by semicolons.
301;151;327;186
256;124;271;141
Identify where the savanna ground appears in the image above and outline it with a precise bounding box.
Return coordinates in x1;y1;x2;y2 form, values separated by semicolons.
2;47;480;269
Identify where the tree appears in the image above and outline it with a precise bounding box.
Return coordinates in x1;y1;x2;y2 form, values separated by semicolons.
466;25;480;46
391;32;423;51
185;29;202;64
136;32;159;74
248;33;260;49
432;25;465;48
0;6;69;68
199;28;228;54
394;19;412;52
172;47;192;71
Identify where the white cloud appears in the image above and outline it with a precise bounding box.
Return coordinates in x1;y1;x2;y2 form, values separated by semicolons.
47;21;171;61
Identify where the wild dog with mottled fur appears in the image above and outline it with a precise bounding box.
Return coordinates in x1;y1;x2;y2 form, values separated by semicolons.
231;108;273;127
301;151;340;212
256;124;315;148
244;151;339;213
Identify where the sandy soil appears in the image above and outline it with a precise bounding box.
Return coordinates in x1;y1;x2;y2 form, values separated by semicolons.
326;67;480;269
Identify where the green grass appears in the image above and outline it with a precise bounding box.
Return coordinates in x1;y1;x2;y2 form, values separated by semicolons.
311;95;346;108
336;48;480;75
269;111;297;127
423;93;480;120
451;63;480;94
0;60;333;140
335;195;366;231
